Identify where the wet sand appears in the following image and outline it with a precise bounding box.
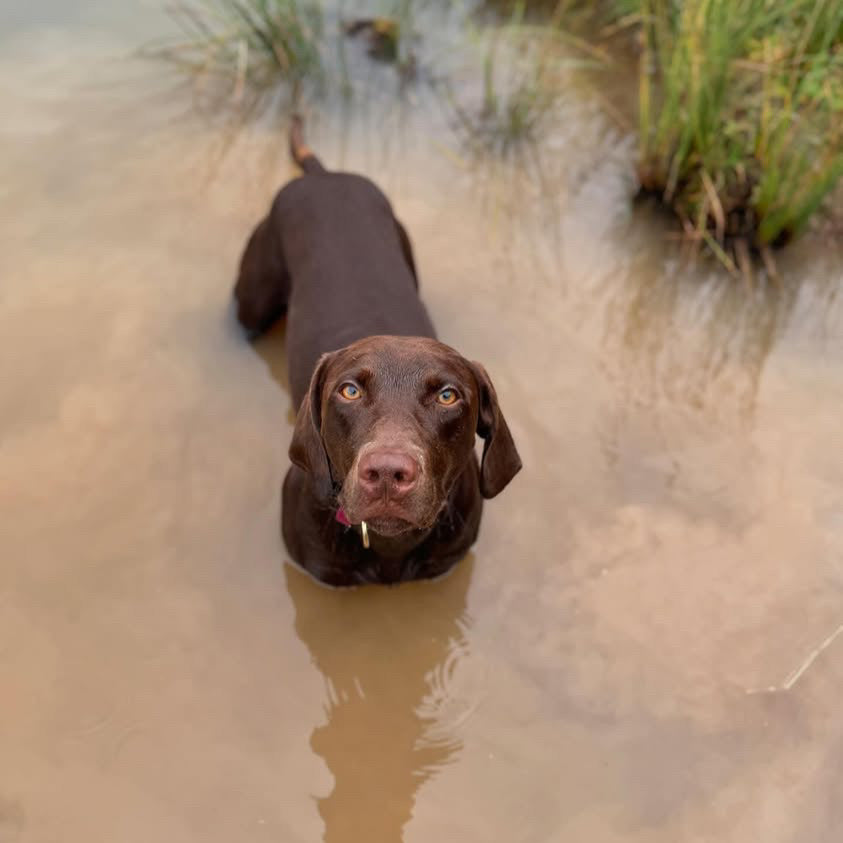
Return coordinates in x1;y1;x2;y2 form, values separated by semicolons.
2;4;843;841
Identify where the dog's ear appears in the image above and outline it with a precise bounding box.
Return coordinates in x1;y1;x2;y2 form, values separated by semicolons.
289;353;336;499
470;362;522;499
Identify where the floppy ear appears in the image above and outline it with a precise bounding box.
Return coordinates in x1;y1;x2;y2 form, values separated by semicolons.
289;353;336;500
471;362;522;499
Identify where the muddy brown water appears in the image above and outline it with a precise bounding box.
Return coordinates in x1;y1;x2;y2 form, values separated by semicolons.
2;3;843;842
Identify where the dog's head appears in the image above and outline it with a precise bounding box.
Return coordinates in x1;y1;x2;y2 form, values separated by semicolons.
289;336;521;537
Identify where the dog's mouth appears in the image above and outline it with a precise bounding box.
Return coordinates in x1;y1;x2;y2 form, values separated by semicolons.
364;515;417;537
338;500;439;537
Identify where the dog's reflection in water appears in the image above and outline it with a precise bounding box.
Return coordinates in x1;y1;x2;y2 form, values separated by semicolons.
284;555;475;842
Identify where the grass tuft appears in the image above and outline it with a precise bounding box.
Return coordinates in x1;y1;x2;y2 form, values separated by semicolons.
447;1;568;156
148;0;323;107
631;0;843;263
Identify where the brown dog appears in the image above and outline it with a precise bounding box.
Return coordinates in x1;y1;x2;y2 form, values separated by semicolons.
234;118;521;586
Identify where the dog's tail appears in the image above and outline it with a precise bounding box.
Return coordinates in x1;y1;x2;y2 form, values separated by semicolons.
289;114;325;175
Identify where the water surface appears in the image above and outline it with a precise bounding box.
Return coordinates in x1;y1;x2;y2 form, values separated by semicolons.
2;3;843;841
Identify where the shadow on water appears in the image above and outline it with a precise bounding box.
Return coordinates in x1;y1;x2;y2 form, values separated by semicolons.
284;556;475;842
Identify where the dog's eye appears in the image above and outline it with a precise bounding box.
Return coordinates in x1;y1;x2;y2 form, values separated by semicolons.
437;387;459;406
339;383;362;400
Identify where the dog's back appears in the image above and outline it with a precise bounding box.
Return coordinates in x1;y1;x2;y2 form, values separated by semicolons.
234;118;434;406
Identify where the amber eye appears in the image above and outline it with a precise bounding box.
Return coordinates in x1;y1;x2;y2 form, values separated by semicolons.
437;387;459;406
339;383;362;400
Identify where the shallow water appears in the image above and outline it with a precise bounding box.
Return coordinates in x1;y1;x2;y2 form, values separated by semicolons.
2;3;843;842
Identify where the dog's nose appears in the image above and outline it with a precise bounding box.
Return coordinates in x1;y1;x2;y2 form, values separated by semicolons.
357;450;419;500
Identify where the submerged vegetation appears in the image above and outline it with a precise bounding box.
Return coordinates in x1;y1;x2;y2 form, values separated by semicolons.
149;0;323;105
447;2;566;155
344;0;419;78
148;0;843;269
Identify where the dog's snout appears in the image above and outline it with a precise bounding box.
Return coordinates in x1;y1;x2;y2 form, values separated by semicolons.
357;450;420;500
